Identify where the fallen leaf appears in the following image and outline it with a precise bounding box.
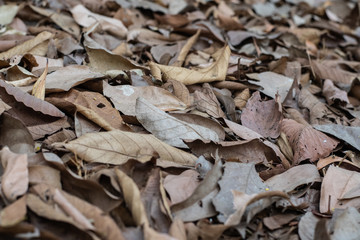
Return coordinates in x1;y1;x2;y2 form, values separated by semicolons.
241;91;283;138
136;97;219;148
213;162;267;222
0;196;27;227
281;119;339;164
55;130;197;167
246;72;294;102
0;147;29;202
149;45;230;85
0;31;53;60
103;82;186;116
322;79;349;106
320;165;360;213
31;60;47;100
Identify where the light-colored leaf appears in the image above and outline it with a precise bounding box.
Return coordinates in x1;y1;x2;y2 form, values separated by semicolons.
320;165;360;213
149;45;230;85
0;5;18;25
103;82;186;116
136;97;219;148
31;60;48;100
172;29;201;67
56;130;197;167
0;31;53;60
0;147;28;201
0;195;26;227
247;71;294;102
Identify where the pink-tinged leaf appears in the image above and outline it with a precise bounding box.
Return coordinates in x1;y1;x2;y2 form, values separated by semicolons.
281;119;339;164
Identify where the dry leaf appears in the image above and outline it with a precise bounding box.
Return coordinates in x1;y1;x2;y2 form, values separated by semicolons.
31;60;48;100
0;31;53;60
149;45;230;85
55;130;197;167
320;165;360;213
136;97;219;148
241;91;283;138
0;147;28;202
172;29;201;67
0;196;27;227
281;119;339;164
322;79;349;106
103;82;186;116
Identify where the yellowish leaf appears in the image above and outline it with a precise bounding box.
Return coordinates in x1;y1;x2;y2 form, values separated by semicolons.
32;60;48;100
149;45;230;85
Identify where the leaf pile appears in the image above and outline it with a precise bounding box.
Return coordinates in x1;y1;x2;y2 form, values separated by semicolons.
0;0;360;239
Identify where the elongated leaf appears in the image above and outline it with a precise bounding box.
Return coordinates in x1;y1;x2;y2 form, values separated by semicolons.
136;97;219;148
56;130;197;167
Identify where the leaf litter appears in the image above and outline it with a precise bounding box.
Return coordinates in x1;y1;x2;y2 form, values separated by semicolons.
0;0;360;239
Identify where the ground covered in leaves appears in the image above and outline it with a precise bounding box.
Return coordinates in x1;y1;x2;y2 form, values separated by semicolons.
0;0;360;239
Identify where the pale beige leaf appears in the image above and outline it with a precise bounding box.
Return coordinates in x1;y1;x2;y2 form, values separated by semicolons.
234;88;250;110
57;130;197;167
320;166;360;213
75;104;115;131
149;45;230;85
0;147;28;201
0;196;26;227
0;31;53;60
172;29;201;67
31;60;48;100
136;97;219;148
103;82;186;116
71;4;127;38
53;188;95;230
0;97;11;114
115;169;149;226
0;5;18;25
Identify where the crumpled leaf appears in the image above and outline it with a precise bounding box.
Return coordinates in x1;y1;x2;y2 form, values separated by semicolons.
0;147;29;202
281;119;339;164
55;130;197;167
149;45;230;85
241;91;282;138
193;83;226;118
320;165;360;213
136;97;219;148
322;79;349;106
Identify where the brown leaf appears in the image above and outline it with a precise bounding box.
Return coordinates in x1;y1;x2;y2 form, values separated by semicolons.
0;80;65;118
0;147;28;201
164;169;200;205
56;130;197;167
0;113;34;154
172;29;201;67
320;165;360;213
27;117;71;140
322;79;349;106
44;65;104;93
135;97;219;148
193;83;225;118
234;88;250;110
281;119;339;164
241;91;283;138
162;79;192;106
149;45;230;85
